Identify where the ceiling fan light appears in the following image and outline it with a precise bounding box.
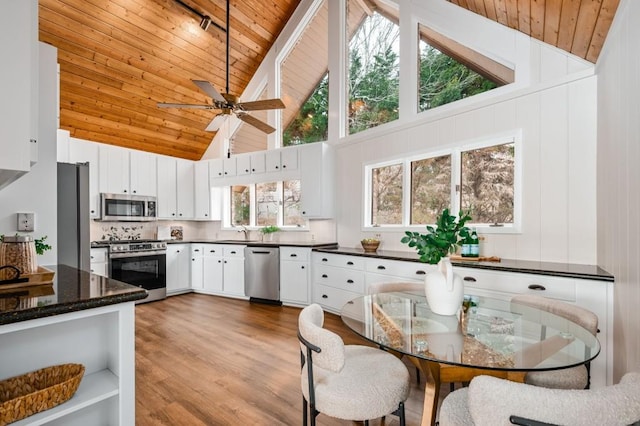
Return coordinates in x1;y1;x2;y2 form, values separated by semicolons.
200;16;211;31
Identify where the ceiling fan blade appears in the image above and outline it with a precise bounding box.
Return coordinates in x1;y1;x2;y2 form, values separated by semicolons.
192;80;226;104
157;102;216;109
237;98;286;111
236;113;276;134
206;114;228;132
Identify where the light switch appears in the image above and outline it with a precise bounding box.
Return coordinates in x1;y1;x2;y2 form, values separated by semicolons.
17;212;35;232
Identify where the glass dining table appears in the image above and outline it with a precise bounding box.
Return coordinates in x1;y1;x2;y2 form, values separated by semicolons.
340;292;600;426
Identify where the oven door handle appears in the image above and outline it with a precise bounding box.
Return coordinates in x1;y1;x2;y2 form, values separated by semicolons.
109;250;167;259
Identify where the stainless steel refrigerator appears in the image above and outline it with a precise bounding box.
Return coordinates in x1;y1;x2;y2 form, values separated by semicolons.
57;162;91;271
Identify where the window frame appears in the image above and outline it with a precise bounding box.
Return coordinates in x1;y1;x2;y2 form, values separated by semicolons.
363;131;522;233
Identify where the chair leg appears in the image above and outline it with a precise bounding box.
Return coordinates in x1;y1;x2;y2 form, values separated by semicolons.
398;402;406;426
302;396;308;426
416;366;421;384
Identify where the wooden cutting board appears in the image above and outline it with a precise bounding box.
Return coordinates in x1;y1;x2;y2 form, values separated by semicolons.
450;255;501;262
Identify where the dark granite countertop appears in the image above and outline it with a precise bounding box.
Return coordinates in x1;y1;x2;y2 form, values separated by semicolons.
0;264;148;325
167;240;339;248
312;247;614;282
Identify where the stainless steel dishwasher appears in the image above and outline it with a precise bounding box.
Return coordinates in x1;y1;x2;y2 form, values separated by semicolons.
244;246;281;304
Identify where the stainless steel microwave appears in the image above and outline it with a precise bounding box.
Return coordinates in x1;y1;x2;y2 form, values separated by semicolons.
100;193;157;221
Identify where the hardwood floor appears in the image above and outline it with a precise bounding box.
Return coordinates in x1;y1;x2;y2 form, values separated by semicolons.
134;293;442;425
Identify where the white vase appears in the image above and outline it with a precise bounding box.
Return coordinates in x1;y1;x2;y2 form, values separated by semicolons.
425;257;464;316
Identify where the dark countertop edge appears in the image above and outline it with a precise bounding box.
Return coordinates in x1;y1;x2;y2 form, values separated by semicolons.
312;247;614;282
0;290;148;326
166;240;339;248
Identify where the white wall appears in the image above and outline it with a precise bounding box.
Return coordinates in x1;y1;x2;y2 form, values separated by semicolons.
595;0;640;382
0;43;58;266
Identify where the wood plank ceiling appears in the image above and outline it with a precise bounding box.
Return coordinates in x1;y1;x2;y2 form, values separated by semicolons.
39;0;619;161
39;0;300;160
447;0;620;63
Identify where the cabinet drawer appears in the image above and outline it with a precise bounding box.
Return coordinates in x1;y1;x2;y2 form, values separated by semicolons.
315;265;365;293
281;247;310;262
223;245;245;257
90;248;108;263
313;284;361;313
365;258;432;279
457;268;577;302
203;244;224;257
313;253;364;269
190;244;204;256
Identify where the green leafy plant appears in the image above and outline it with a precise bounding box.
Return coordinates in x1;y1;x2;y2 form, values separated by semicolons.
400;209;472;264
260;225;280;235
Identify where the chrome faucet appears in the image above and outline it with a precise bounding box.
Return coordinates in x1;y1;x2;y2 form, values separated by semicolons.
236;225;249;240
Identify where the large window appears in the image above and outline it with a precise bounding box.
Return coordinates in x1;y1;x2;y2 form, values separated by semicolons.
347;5;400;135
365;137;518;230
227;180;305;229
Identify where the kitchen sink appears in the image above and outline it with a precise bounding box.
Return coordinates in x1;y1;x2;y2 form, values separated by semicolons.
215;239;262;243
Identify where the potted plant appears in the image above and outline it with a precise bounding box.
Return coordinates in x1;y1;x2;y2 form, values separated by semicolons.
260;225;280;242
400;209;472;315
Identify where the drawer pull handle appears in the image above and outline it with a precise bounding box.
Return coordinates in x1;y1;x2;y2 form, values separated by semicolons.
347;261;354;265
322;258;328;262
290;254;297;257
416;270;426;275
528;284;546;291
194;249;200;252
377;265;386;270
347;279;354;284
230;251;236;254
210;250;216;253
463;276;477;282
322;294;328;299
322;274;328;278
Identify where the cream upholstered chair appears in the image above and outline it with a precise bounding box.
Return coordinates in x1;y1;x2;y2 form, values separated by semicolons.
298;303;410;426
510;294;599;389
438;372;640;426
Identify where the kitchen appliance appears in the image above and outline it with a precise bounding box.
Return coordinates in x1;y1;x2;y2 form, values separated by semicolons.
57;163;91;271
244;246;280;304
100;193;157;221
109;240;167;303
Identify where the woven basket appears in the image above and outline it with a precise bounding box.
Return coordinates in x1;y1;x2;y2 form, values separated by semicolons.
361;241;380;253
0;363;85;425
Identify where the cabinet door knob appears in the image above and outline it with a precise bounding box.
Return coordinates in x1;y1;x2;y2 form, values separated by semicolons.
347;279;354;284
123;189;127;193
275;165;279;169
245;169;249;173
133;190;137;194
218;260;222;263
301;266;305;269
322;258;328;262
528;284;546;291
252;168;255;172
322;294;328;299
282;164;286;169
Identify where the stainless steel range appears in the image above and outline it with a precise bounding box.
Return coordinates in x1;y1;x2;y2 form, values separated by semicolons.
108;240;167;303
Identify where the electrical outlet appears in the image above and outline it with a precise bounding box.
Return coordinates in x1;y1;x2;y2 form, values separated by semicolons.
17;212;35;232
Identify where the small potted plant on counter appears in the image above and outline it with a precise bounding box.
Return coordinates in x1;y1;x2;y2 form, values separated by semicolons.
260;225;280;242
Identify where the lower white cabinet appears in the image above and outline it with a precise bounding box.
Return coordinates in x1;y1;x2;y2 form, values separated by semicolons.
166;244;190;294
194;244;246;298
89;247;108;277
280;247;311;306
311;252;365;312
190;244;204;290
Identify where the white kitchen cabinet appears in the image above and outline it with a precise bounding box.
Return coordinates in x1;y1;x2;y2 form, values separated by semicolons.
57;129;71;163
196;244;245;298
166;244;190;295
364;257;432;287
236;155;251;176
311;252;365;312
156;156;178;219
202;244;224;293
176;159;195;219
90;248;108;277
68;138;101;218
280;146;299;171
222;246;245;297
280;247;311;306
129;150;157;196
190;244;204;290
194;161;211;220
209;158;224;180
0;0;38;189
99;144;130;195
250;152;266;174
299;143;335;218
265;150;282;172
223;157;237;177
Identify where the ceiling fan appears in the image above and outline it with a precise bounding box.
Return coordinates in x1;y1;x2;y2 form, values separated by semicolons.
157;0;285;134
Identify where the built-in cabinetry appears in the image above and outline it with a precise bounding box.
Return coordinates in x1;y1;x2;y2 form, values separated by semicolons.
166;244;190;295
67;137;101;218
99;144;157;196
0;0;38;189
156;156;195;220
311;251;613;388
280;247;311;306
0;303;136;425
90;247;109;277
299;143;334;218
188;244;247;298
194;161;211;220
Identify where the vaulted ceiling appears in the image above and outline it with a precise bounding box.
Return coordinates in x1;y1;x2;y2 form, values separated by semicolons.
39;0;620;161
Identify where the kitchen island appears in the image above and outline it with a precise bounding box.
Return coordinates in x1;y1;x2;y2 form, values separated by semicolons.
0;265;147;425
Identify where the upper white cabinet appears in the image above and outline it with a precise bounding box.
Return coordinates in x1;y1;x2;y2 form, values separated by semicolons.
0;0;38;189
176;159;195;219
250;152;266;174
156;156;178;219
99;145;156;196
280;147;299;172
209;157;238;180
129;150;157;196
194;161;212;220
68;138;101;218
299;143;335;218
